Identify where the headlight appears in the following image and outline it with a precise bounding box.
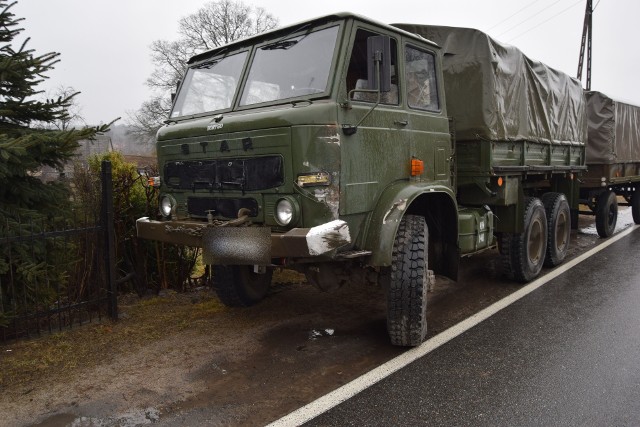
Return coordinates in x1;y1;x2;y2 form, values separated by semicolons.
159;194;176;218
274;197;299;226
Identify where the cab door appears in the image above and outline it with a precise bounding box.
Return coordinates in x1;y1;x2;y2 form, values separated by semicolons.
401;40;452;187
338;26;410;216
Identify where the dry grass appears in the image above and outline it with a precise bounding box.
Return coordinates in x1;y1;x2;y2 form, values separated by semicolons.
0;289;226;391
0;268;305;393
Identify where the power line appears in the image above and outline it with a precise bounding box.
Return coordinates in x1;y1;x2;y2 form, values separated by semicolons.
506;0;584;42
496;0;567;38
487;0;545;31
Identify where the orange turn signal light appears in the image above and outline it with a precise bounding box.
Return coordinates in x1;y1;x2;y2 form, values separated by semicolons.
411;158;424;176
147;176;161;188
497;177;503;187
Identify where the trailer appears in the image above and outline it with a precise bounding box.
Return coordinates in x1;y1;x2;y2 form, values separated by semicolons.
579;91;640;236
137;13;589;346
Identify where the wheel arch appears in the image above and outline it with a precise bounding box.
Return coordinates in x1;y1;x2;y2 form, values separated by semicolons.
365;182;459;281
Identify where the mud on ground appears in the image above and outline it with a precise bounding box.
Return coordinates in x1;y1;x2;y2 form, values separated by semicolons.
0;209;633;426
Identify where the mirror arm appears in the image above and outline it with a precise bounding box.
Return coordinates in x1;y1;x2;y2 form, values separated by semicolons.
341;60;382;135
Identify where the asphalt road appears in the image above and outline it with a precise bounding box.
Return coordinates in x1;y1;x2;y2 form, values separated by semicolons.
303;227;640;426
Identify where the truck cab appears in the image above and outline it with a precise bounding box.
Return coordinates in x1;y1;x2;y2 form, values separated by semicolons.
138;14;458;279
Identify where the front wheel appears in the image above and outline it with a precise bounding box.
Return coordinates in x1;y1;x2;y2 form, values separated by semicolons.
387;214;429;347
595;190;618;238
212;265;272;307
501;197;548;283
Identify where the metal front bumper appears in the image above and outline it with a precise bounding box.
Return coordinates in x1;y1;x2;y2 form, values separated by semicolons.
136;217;351;265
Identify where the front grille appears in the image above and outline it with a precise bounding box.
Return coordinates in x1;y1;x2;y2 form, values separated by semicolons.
164;155;284;191
187;197;259;219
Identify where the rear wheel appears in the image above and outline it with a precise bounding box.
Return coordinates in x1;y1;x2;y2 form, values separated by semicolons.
632;187;640;225
595;190;618;238
501;197;548;282
387;214;428;347
542;192;571;267
212;265;272;307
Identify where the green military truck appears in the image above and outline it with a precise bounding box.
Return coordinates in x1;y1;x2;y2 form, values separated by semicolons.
579;91;640;237
137;13;587;346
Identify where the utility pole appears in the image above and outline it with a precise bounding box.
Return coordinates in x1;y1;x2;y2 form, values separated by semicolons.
577;0;593;90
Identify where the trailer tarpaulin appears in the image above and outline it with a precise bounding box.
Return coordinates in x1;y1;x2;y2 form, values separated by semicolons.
393;24;587;146
585;91;640;164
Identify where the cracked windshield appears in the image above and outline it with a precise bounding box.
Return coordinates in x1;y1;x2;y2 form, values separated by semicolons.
171;51;247;118
240;25;339;105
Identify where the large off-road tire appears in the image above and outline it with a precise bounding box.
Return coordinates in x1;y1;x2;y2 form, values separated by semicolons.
387;214;428;347
595;190;618;238
542;192;571;267
500;197;548;283
632;187;640;225
212;265;273;307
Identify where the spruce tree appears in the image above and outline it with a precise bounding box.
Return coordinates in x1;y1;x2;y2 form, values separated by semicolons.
0;1;107;326
0;1;101;215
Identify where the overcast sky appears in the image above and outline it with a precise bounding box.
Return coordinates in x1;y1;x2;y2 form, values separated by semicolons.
12;0;639;125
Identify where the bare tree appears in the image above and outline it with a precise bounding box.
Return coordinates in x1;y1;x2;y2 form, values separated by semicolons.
33;85;86;131
127;96;173;144
127;0;278;139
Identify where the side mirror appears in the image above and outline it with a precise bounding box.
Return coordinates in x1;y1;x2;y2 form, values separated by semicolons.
366;35;391;92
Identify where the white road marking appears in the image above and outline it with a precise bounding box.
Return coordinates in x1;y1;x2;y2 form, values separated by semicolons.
267;224;639;427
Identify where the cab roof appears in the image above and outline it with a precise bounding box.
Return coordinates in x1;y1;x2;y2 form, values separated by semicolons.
187;12;440;65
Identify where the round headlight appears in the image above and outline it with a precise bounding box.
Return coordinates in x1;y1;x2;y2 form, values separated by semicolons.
159;195;175;218
275;198;294;226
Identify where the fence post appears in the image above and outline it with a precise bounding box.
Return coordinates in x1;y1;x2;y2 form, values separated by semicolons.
101;160;118;320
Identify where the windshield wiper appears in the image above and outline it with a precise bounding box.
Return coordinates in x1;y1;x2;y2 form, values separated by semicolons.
262;40;298;50
194;59;220;70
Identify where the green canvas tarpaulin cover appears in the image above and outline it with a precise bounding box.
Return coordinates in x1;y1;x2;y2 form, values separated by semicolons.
585;91;640;164
393;24;587;146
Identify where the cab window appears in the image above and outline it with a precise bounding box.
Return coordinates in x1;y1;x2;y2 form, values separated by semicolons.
346;29;399;105
405;46;439;111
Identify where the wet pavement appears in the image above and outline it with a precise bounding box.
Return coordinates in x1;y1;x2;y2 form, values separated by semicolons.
306;221;640;426
18;209;638;427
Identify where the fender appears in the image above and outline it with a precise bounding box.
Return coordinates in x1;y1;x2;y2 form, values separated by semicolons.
364;180;459;276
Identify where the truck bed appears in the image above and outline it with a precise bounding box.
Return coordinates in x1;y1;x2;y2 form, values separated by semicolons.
456;139;585;177
583;91;640;187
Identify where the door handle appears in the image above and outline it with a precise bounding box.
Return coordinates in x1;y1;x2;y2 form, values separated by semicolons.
394;120;408;126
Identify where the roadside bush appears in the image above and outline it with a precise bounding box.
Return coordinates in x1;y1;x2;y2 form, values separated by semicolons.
73;152;200;295
0;212;76;328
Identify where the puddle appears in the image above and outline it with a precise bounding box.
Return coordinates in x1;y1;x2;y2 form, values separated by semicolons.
579;206;634;236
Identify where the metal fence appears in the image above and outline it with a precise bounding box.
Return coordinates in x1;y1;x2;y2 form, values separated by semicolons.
0;161;117;343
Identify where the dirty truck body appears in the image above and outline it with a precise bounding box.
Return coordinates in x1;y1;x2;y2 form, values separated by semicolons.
137;13;587;346
579;91;640;237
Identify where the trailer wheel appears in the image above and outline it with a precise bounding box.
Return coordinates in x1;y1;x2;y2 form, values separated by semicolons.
387;214;428;347
542;192;571;267
595;190;618;238
212;265;272;307
500;197;548;282
632;188;640;225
